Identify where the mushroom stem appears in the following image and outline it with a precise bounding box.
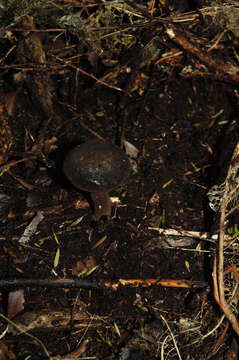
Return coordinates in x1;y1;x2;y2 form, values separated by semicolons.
91;191;111;221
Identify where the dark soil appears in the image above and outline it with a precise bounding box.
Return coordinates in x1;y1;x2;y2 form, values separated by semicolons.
0;1;239;359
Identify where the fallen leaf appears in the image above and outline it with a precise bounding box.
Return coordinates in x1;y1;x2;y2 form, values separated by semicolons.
54;248;60;268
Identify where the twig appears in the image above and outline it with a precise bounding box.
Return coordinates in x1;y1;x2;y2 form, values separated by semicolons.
166;25;239;83
201;314;225;340
0;277;208;290
0;313;51;359
10;28;66;32
55;56;123;92
0;156;36;174
0;278;103;290
7;170;35;190
148;227;211;240
214;141;239;335
160;314;182;360
212;321;230;356
66;104;105;140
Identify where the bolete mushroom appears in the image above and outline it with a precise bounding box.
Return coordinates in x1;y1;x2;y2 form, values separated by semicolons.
63;139;130;220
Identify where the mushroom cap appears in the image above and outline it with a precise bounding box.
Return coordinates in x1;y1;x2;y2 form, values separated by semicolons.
64;140;131;193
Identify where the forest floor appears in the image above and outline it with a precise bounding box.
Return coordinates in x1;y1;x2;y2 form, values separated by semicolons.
0;1;239;359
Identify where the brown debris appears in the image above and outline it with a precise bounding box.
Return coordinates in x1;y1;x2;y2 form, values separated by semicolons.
166;25;239;83
0;1;239;358
16;16;53;118
0;96;13;164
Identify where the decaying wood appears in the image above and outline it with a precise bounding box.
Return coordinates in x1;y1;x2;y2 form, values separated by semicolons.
0;276;208;291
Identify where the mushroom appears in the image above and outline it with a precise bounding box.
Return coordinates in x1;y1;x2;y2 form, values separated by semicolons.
63;139;131;220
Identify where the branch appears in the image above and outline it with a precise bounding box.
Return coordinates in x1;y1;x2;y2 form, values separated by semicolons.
166;25;239;83
214;141;239;335
0;277;208;291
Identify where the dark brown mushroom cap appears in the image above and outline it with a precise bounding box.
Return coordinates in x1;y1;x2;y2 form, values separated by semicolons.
63;140;131;193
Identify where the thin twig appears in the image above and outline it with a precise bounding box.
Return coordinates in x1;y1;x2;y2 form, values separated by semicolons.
0;313;51;359
166;25;239;83
0;278;103;290
0;277;208;290
160;314;182;360
0;156;36;174
215;142;239;335
55;56;124;92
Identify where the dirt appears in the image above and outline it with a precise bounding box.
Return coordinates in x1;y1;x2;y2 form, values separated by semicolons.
0;1;239;359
